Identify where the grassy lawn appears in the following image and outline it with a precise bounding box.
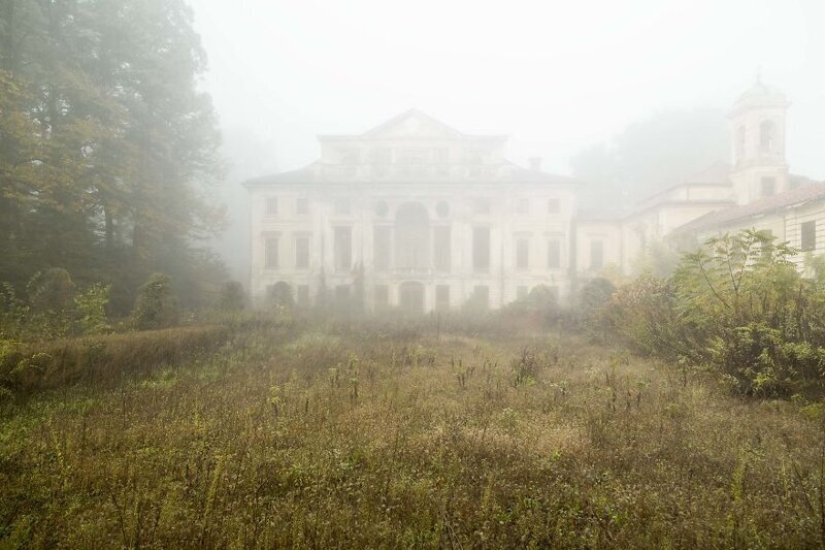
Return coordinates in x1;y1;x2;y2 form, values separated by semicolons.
1;319;824;548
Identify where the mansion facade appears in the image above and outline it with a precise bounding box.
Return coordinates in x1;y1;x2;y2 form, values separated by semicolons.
245;80;823;312
244;110;579;312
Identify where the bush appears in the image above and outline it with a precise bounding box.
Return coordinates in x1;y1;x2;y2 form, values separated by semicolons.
267;281;294;310
604;230;825;397
132;273;179;330
1;271;112;340
218;281;246;311
600;275;683;358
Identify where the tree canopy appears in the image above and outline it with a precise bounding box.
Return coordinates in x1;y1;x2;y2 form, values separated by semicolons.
571;108;728;215
0;0;227;313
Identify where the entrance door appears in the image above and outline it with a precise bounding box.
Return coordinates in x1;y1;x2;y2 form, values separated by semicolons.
398;281;425;314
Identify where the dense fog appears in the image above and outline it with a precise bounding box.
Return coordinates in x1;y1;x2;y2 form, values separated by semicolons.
191;0;825;282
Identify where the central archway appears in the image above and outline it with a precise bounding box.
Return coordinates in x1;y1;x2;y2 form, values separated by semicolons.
395;202;429;270
398;281;425;314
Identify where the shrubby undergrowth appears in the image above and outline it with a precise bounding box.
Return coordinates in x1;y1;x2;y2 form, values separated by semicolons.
602;230;825;397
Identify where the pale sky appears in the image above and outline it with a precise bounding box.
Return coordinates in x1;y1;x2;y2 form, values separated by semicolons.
187;0;825;180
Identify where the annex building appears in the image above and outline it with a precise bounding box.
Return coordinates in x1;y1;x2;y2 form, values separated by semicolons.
245;79;823;312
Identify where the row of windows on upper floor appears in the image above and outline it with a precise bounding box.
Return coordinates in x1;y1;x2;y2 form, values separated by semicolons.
262;229;568;272
263;197;564;218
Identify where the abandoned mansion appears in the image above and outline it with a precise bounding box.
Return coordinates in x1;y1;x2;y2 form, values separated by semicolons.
244;80;824;312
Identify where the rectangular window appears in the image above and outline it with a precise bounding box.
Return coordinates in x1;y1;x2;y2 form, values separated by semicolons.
516;237;529;269
295;235;310;269
334;227;352;271
516;198;529;214
433;148;449;175
517;286;528;300
371;148;391;176
761;177;776;197
297;285;310;306
801;220;816;251
334;198;351;215
374;285;389;310
264;237;278;269
436;285;450;311
474;198;491;215
548;198;560;214
374;226;391;271
296;197;309;215
266;197;278;217
473;226;490;272
434;226;451;272
547;240;561;268
590;240;604;270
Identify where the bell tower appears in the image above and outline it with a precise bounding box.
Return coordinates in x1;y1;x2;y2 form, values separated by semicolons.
728;76;790;204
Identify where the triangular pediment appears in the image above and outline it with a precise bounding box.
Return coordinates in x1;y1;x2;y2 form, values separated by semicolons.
362;109;465;139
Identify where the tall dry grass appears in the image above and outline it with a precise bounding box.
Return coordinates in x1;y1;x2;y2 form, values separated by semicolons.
1;318;824;548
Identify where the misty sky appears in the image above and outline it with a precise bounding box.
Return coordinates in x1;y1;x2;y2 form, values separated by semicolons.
187;0;825;181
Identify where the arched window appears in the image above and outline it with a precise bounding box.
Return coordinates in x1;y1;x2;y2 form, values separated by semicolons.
760;120;776;153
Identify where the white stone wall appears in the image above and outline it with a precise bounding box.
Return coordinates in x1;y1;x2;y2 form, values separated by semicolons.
248;181;577;310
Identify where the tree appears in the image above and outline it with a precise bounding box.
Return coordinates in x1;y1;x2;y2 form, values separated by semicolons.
0;0;226;314
132;273;179;330
571;108;728;214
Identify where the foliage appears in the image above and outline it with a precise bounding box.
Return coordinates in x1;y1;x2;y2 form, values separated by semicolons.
217;281;246;311
132;273;179;330
1;270;112;341
632;239;682;277
74;284;112;335
27;268;75;315
579;277;615;317
462;286;491;315
571;107;727;213
0;325;232;397
267;281;295;311
1;321;823;547
600;274;682;357
604;229;825;396
0;0;226;315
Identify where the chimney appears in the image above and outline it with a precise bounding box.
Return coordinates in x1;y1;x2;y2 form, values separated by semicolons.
529;157;542;171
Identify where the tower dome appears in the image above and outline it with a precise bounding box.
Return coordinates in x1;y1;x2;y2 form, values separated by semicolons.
730;78;789;116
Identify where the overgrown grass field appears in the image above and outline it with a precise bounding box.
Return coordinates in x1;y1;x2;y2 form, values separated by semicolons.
2;319;824;548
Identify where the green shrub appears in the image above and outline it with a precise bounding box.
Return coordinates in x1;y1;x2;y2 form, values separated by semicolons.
579;277;615;318
267;281;294;310
600;275;683;358
606;229;825;396
73;283;112;335
132;273;179;330
218;281;246;311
